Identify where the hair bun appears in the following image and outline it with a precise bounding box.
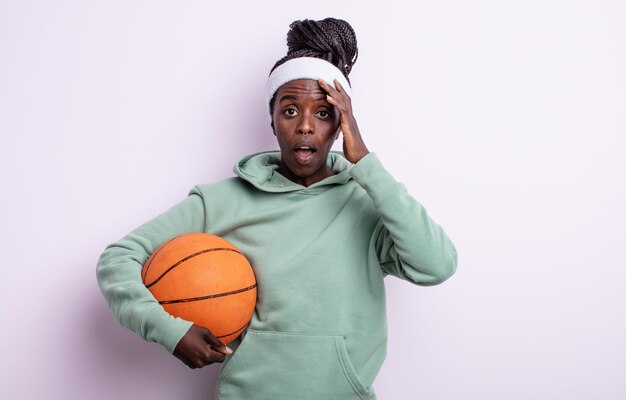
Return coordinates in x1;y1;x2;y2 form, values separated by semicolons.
271;17;358;80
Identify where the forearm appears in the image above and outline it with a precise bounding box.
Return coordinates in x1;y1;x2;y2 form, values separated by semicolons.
96;189;206;352
350;153;457;285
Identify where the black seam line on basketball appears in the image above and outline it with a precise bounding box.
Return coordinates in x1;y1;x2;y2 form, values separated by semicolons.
158;284;257;305
145;247;244;288
143;237;175;282
217;322;250;339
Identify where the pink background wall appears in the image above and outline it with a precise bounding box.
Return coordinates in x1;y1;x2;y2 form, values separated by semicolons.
1;1;625;399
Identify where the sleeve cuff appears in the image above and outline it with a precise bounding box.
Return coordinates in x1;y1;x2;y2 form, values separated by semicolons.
349;152;401;203
142;309;194;353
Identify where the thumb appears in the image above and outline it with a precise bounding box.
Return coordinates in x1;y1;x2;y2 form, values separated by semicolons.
201;329;233;355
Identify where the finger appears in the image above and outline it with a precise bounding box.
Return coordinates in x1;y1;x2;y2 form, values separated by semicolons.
320;79;351;107
174;352;197;369
317;78;331;91
333;79;345;93
321;79;346;94
196;347;226;366
206;350;226;364
325;94;338;106
318;79;339;96
202;329;233;355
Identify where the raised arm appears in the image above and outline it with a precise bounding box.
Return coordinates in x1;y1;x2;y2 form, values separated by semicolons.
319;78;457;285
351;154;458;285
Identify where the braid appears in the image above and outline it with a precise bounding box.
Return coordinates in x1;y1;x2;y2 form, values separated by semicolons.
270;18;358;84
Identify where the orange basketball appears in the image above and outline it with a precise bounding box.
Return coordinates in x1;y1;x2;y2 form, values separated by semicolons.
142;233;256;345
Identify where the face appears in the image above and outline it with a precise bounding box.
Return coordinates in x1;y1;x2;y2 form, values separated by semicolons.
271;79;341;187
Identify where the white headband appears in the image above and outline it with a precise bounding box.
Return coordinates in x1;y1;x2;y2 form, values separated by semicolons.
266;57;352;114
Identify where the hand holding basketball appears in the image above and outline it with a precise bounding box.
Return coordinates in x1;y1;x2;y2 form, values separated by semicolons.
142;233;257;345
174;324;233;369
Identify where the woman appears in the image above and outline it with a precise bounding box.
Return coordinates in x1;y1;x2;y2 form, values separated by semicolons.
97;18;457;399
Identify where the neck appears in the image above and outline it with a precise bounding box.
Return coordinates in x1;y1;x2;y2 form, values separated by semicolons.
277;163;334;187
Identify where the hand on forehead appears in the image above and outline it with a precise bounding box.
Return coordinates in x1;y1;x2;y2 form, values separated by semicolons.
266;57;352;114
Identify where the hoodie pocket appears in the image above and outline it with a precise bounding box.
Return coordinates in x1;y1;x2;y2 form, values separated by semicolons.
218;330;371;399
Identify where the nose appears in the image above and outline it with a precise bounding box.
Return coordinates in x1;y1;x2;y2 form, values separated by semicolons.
296;113;314;136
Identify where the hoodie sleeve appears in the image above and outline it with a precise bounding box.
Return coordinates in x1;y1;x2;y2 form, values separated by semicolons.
349;153;457;286
96;187;206;353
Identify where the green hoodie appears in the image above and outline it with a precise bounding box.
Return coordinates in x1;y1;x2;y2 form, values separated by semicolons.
97;151;457;399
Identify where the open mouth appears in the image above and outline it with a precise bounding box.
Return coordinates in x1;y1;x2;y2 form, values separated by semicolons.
293;143;317;163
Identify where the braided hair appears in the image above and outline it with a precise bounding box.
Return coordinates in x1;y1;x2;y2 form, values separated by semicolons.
269;18;358;112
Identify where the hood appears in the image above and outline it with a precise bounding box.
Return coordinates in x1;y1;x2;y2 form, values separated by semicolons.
234;150;354;193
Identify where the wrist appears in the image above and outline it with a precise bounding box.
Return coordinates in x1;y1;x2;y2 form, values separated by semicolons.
350;149;370;164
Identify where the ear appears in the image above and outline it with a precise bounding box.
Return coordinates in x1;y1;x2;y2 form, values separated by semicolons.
269;100;276;135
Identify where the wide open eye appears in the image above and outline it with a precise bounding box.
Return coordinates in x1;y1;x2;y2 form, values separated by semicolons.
316;109;331;119
283;107;298;117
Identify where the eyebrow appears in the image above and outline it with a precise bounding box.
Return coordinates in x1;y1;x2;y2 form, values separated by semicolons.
278;95;299;102
278;95;328;103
